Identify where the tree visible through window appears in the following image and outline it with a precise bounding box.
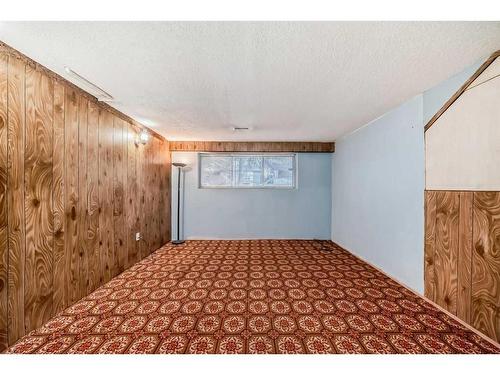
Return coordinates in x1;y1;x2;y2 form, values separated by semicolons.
199;154;296;188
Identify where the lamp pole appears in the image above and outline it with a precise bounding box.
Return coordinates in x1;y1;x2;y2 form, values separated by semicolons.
172;163;186;245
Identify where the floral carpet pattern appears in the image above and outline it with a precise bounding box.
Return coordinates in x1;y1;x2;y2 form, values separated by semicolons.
6;240;500;354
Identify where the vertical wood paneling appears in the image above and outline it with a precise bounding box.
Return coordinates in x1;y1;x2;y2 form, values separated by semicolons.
457;191;473;323
126;125;139;266
151;138;160;250
0;52;8;351
145;138;154;255
52;81;65;315
143;139;150;254
113;117;126;276
434;191;460;315
86;102;99;293
98;109;114;284
425;190;500;343
157;139;163;248
64;88;79;306
159;141;170;244
424;191;437;301
77;98;88;298
0;49;171;351
472;192;500;342
24;67;54;332
156;140;164;246
7;56;26;345
142;140;152;255
165;146;171;243
137;134;147;260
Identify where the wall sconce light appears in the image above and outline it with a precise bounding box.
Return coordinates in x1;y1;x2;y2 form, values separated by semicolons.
135;129;150;145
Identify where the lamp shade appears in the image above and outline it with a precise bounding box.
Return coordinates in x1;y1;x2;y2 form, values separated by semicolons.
173;162;187;168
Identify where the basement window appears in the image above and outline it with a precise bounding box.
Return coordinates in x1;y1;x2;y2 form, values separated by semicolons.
199;153;296;189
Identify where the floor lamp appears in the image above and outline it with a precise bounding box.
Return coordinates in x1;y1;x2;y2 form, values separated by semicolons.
172;162;187;245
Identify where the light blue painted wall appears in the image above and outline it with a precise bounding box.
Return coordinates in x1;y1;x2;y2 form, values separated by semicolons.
331;57;486;293
331;95;425;292
172;152;332;240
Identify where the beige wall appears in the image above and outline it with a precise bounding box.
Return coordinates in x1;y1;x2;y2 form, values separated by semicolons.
425;67;500;190
469;56;500;89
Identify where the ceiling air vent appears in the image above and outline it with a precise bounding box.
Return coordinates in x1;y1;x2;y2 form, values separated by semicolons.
231;126;253;131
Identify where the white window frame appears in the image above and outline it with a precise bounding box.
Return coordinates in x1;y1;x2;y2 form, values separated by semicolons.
198;152;298;189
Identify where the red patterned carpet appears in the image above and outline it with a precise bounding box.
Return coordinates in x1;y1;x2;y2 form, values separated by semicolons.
6;240;500;354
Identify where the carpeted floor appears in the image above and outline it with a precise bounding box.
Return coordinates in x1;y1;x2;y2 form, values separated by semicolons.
6;240;500;354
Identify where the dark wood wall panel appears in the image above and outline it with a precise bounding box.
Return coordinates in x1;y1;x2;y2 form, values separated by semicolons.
113;117;126;276
472;192;500;342
99;109;114;285
151;138;160;250
159;141;170;245
434;191;460;315
457;191;473;323
137;137;147;260
65;88;80;307
52;81;65;315
7;56;26;345
126;125;139;266
87;102;100;293
142;140;152;255
424;191;437;301
169;141;335;153
0;49;171;351
24;67;54;332
165;142;171;243
77;97;88;300
425;190;500;343
0;51;8;352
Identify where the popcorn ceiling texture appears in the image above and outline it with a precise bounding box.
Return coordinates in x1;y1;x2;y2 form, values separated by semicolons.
1;22;499;141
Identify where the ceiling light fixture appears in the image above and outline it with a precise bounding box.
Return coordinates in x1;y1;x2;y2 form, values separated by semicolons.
64;66;114;102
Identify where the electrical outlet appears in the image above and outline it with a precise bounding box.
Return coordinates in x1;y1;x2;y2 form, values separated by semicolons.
136;232;141;241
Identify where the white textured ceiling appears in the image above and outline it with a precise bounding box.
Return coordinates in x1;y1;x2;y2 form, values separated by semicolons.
1;22;499;141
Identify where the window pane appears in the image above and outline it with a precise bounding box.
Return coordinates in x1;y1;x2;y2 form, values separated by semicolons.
234;156;263;187
264;156;294;186
199;153;296;189
200;156;232;187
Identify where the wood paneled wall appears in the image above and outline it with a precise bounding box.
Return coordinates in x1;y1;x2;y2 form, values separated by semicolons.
0;48;171;351
169;141;335;153
425;190;500;342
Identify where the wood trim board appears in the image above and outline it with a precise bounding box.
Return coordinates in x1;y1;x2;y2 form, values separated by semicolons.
169;141;335;153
